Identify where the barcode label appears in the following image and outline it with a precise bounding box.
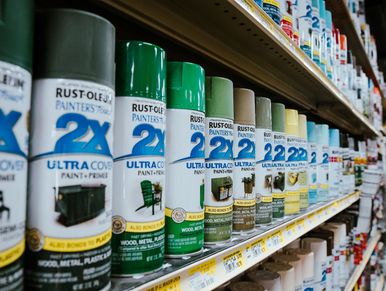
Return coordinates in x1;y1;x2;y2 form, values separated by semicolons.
267;231;284;249
246;238;266;262
223;251;244;274
189;273;215;291
188;259;216;291
285;223;296;240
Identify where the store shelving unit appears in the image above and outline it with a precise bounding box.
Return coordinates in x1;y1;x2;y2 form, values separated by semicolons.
326;0;385;105
100;0;380;137
344;231;382;291
111;191;360;291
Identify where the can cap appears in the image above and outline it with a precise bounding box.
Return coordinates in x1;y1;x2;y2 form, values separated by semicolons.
340;133;348;148
325;10;332;30
312;0;319;9
285;109;299;136
307;121;316;142
319;0;326;19
0;0;33;71
205;77;233;119
329;128;340;147
116;41;166;100
234;88;255;125
315;124;329;146
348;137;355;150
255;97;272;129
298;114;308;139
272;103;285;133
167;62;205;111
340;34;347;51
35;9;115;89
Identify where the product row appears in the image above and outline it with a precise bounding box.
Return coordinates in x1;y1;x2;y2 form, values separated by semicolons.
215;205;378;291
0;3;381;290
253;0;383;129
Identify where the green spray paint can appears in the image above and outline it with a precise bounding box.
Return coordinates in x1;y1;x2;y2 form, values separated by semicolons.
271;103;286;219
0;0;33;289
112;41;166;275
232;88;256;233
204;77;234;244
165;62;205;257
27;9;115;290
255;97;273;225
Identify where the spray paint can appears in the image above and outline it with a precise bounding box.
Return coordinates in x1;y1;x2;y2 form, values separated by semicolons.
302;237;327;291
233;89;256;233
297;0;312;58
255;97;273;224
325;10;334;80
307;122;318;204
112;41;166;275
292;0;300;46
340;133;350;195
311;0;321;67
262;0;281;25
339;35;348;94
285;109;300;215
27;10;115;290
329;129;341;198
347;137;356;193
204;77;234;244
165;62;205;256
0;1;33;289
315;124;329;202
298;114;308;210
279;0;294;40
271;103;286;219
319;0;327;74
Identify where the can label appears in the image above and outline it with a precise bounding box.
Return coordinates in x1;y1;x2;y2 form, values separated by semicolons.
27;79;114;290
319;18;327;73
354;153;362;186
165;109;205;255
312;8;320;66
326;28;333;79
329;147;341;198
298;0;312;58
0;60;31;290
317;144;329;202
285;135;300;215
272;131;286;218
298;137;308;209
281;15;294;39
303;277;314;291
332;249;340;289
308;142;317;204
314;261;327;291
204;118;233;243
341;147;350;194
262;0;281;25
112;96;165;274
232;124;255;232
255;128;272;224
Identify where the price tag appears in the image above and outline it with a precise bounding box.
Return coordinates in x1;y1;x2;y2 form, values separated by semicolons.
245;238;267;262
316;209;323;220
267;231;284;250
188;259;216;291
307;213;316;226
147;276;181;291
296;218;305;232
332;202;339;212
285;223;297;240
222;250;244;274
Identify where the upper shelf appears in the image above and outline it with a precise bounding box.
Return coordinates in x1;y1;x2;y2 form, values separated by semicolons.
100;0;380;137
326;0;385;100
